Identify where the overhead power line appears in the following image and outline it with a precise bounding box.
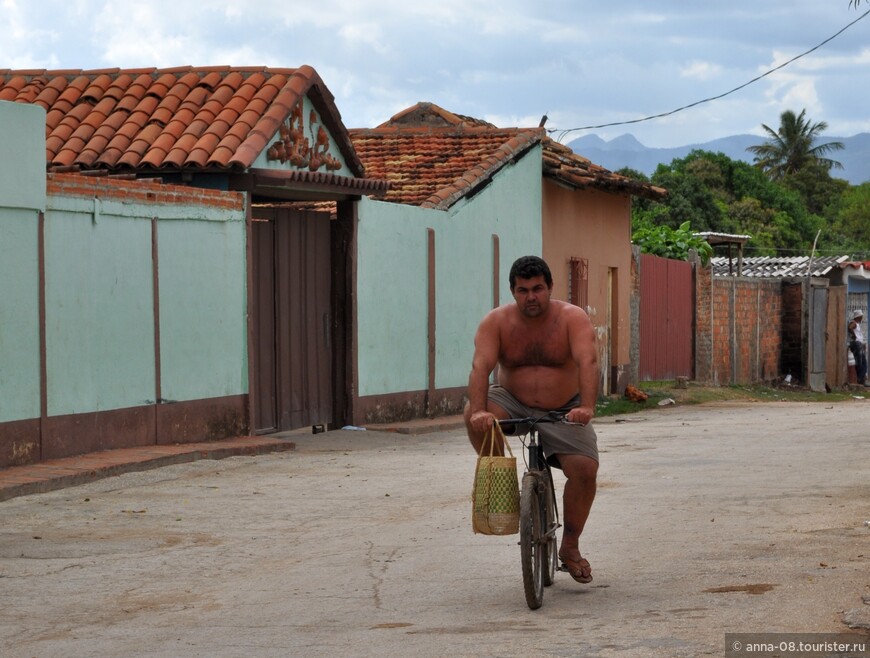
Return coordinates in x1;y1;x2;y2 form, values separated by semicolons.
552;8;870;143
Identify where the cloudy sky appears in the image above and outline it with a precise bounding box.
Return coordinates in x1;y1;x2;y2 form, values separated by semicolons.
2;0;869;147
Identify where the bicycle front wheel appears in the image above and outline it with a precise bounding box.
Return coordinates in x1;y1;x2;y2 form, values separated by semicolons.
520;473;544;609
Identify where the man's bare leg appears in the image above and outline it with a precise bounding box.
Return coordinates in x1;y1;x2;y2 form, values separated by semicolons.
556;453;598;582
463;400;509;455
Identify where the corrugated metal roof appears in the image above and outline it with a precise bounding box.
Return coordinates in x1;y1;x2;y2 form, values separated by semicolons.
696;231;752;244
711;255;850;278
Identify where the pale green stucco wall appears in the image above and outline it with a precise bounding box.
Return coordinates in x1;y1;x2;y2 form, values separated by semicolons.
44;206;156;415
0;103;46;423
1;98;247;427
356;146;542;397
42;194;248;416
158;218;247;401
356;201;429;395
0;102;46;211
0;208;41;422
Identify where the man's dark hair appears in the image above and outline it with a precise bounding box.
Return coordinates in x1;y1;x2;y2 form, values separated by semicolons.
509;255;553;290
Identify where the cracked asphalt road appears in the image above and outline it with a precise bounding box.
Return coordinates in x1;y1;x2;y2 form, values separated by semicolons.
0;401;868;657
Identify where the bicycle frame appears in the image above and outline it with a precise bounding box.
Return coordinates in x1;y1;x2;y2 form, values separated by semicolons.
520;424;559;525
500;414;561;529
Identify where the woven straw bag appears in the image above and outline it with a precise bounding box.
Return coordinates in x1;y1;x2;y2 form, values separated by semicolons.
471;422;520;535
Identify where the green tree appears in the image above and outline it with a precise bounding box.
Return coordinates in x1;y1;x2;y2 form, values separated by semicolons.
645;160;723;231
630;150;832;257
746;109;844;180
781;159;849;215
632;220;713;264
827;183;870;257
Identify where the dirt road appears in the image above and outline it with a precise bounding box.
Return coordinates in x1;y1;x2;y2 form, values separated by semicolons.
1;401;868;657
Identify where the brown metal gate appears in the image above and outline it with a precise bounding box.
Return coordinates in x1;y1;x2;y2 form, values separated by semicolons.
251;208;333;432
639;254;694;381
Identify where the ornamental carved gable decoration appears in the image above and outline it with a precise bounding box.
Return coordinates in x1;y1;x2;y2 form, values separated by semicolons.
266;105;343;172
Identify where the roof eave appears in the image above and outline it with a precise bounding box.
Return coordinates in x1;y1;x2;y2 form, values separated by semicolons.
235;167;389;202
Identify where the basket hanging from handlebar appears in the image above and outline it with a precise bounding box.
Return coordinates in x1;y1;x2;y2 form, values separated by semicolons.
471;422;520;535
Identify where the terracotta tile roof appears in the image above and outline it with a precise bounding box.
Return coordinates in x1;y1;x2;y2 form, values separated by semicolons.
0;65;367;178
350;103;542;209
541;137;667;201
350;102;665;209
349;125;542;209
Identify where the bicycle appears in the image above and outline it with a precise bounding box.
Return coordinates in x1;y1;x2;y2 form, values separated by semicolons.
497;411;569;610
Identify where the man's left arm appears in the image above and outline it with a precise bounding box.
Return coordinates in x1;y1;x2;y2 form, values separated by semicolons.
567;307;598;425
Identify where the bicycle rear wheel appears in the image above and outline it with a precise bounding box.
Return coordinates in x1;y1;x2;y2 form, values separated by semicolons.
520;473;544;609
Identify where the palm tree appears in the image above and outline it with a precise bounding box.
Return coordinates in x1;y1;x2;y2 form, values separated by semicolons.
746;109;845;180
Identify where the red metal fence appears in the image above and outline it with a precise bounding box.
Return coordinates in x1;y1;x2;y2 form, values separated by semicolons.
639;254;694;381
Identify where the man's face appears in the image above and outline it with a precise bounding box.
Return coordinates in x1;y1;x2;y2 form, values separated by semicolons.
511;275;552;318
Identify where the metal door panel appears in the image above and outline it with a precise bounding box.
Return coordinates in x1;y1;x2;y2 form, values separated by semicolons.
252;208;333;432
640;254;693;381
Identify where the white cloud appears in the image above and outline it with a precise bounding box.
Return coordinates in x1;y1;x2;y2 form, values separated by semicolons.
0;0;59;67
680;60;724;81
1;0;867;146
779;79;822;114
338;23;390;55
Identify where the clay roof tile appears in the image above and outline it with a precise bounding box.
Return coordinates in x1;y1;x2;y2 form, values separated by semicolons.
164;133;199;167
33;78;65;108
0;66;368;177
186;132;222;167
197;71;224;90
81;74;113;103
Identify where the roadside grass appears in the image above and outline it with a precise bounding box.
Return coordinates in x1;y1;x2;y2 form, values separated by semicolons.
595;380;862;418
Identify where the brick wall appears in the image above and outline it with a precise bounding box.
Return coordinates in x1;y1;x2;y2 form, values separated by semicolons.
696;270;783;385
695;265;713;382
46;173;245;211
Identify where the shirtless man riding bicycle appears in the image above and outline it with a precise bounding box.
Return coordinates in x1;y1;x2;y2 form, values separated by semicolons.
465;255;599;584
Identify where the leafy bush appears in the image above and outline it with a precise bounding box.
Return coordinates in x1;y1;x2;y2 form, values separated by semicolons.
632;220;713;264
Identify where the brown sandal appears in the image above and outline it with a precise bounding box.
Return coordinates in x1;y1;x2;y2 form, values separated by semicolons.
559;554;593;583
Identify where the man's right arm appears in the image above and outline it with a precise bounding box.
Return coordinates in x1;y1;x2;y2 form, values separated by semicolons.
468;312;500;435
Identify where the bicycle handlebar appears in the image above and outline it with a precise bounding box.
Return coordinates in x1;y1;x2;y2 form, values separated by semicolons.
497;411;568;428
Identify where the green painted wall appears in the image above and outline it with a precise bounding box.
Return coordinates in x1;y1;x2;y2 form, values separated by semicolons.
356;200;430;395
0;208;40;422
158;218;247;401
44;207;156;415
0;103;46;423
0;102;46;211
42;193;248;416
356;146;542;396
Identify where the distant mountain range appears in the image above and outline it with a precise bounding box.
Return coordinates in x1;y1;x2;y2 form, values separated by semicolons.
567;133;870;185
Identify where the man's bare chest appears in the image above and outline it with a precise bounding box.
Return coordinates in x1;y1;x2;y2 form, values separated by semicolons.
499;324;571;369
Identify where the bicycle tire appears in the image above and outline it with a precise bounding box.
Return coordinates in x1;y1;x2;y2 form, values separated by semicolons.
542;473;558;587
520;473;544;609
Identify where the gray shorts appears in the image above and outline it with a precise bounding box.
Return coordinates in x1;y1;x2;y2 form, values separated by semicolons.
487;385;598;467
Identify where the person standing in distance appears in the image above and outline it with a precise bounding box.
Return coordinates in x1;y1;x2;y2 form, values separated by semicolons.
848;309;867;386
465;255;599;583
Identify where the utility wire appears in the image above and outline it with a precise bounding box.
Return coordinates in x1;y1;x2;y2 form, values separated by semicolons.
552;8;870;143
